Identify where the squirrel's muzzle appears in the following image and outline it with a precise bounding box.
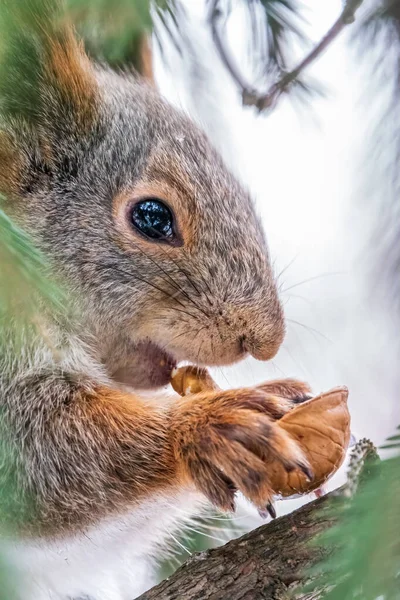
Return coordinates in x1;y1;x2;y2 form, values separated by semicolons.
209;297;286;365
241;325;285;361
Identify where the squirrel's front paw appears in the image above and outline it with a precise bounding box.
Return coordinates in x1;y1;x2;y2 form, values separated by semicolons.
170;366;312;420
170;389;312;512
253;378;313;419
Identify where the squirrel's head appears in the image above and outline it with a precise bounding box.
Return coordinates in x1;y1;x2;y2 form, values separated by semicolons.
0;9;285;388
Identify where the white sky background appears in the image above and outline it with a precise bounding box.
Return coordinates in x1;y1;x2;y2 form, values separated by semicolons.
154;1;400;518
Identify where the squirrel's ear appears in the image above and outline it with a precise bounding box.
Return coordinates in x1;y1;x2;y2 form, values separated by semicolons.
0;2;99;197
41;27;98;130
0;1;99;133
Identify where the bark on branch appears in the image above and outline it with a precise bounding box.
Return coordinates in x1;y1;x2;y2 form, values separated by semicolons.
136;493;335;600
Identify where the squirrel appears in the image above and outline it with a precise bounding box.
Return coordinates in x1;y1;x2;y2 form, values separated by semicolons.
0;3;313;599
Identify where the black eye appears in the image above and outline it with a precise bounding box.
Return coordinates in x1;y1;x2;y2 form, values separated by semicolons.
130;199;178;244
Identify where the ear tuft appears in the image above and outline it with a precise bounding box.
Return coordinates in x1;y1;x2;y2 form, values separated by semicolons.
44;27;98;130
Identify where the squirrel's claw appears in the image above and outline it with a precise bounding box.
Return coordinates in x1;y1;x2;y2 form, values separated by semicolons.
257;501;277;519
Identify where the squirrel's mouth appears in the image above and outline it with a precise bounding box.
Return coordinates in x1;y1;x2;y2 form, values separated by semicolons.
111;340;177;390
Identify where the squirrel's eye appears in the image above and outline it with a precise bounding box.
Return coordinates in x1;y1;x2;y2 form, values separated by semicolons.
130;199;178;244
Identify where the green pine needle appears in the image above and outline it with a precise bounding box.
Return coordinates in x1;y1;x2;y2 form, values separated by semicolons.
0;0;65;121
64;0;175;70
302;439;400;600
65;0;153;69
0;202;66;321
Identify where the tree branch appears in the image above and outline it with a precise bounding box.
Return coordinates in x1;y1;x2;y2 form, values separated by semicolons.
136;439;378;600
208;0;365;112
136;492;333;600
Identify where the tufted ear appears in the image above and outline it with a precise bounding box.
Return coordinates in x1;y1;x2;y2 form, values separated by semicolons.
0;0;99;197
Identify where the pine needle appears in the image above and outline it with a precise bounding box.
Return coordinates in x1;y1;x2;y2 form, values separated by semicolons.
0;202;66;323
302;436;400;600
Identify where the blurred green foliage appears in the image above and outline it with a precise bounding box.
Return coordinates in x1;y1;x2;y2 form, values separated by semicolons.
66;0;153;68
0;205;65;598
0;203;66;320
0;0;71;121
303;437;400;599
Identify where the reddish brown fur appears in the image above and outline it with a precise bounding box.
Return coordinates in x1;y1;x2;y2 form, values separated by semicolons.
44;27;98;128
139;35;155;85
171;367;312;421
30;385;178;537
0;132;23;196
256;378;312;399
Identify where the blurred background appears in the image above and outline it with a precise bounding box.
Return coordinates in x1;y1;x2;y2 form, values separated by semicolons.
153;0;399;512
152;0;400;574
1;0;399;590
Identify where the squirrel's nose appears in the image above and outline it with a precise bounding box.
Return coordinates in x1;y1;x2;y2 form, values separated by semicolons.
241;323;285;362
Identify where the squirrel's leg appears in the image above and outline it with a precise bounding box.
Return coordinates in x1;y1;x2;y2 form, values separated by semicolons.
6;372;180;534
7;373;310;533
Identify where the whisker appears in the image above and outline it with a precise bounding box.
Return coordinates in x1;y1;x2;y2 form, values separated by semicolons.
275;254;299;284
169;306;203;320
84;260;200;320
270;360;288;378
160;330;194;353
195;338;206;368
215;366;231;389
281;272;343;294
181;264;213;305
160;325;209;355
140;221;212;305
285;293;315;307
161;244;214;308
281;344;307;376
287;318;332;343
210;333;216;364
144;284;198;312
130;240;211;318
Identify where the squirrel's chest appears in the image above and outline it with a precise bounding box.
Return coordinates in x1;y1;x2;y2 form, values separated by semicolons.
8;490;205;600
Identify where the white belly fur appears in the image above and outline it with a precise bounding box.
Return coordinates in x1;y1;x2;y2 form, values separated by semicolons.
6;489;205;600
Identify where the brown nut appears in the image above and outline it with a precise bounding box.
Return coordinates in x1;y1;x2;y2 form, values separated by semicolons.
269;387;350;496
171;366;219;396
